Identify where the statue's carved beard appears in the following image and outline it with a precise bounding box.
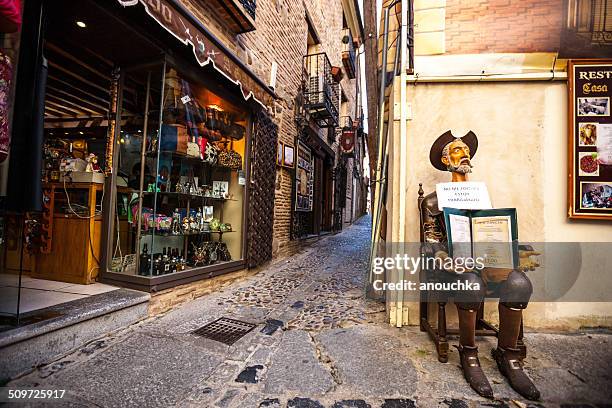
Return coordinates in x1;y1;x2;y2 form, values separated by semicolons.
447;158;472;174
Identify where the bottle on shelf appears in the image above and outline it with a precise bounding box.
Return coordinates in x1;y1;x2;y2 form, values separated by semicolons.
153;254;162;276
162;249;170;274
139;243;150;276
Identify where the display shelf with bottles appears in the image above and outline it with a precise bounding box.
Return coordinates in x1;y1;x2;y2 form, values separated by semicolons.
108;61;248;279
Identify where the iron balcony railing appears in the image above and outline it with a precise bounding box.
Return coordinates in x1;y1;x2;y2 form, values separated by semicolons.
339;115;354;130
240;0;256;20
342;28;357;79
569;0;612;43
302;53;339;128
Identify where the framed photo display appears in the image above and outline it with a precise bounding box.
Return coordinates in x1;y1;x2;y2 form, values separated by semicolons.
568;59;612;219
283;144;295;168
295;142;314;211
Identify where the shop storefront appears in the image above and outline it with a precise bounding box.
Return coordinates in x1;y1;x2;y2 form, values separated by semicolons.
2;0;278;299
0;0;22;325
292;127;336;239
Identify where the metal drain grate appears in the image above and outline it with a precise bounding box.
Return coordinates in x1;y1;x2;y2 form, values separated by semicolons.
192;317;256;345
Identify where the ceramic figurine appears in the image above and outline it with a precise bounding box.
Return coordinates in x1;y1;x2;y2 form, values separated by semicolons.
182;217;190;233
85;153;101;172
171;209;181;235
189;215;198;231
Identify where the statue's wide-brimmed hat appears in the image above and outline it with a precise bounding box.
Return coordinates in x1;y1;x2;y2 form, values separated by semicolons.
429;130;478;171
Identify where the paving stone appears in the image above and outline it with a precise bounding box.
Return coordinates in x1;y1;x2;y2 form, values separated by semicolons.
332;399;372;408
381;399;417;408
248;346;273;365
287;397;326;408
215;388;241;407
209;361;243;386
261;319;284;335
263;330;334;395
318;326;418;397
235;364;264;384
443;399;470;408
258;397;281;407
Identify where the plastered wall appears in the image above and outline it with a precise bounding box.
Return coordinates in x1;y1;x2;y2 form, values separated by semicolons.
386;80;612;328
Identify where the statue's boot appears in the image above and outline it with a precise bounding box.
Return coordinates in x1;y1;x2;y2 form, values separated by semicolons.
492;346;541;401
456;345;494;399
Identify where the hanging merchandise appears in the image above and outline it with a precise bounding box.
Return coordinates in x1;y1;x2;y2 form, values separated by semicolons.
0;51;12;162
227;123;246;140
217;140;242;170
186;137;200;157
0;0;21;33
203;141;219;165
162;68;186;124
197;135;208;159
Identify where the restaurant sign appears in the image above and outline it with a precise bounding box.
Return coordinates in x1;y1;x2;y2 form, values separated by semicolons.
117;0;274;108
568;59;612;220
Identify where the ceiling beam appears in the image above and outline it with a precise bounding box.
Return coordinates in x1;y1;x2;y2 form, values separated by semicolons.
46;93;101;116
46;85;108;114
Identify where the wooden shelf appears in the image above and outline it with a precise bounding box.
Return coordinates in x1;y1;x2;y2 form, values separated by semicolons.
140;230;235;237
141;191;237;201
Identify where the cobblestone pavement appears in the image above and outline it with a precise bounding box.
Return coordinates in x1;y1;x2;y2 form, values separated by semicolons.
8;215;612;407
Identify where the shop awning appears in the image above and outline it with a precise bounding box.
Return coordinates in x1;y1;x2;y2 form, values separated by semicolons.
116;0;275;108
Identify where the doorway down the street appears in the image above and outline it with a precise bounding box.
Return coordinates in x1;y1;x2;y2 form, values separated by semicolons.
8;215;612;407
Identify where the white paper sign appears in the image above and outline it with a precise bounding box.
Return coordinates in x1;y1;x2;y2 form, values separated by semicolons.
181;95;191;104
436;182;492;210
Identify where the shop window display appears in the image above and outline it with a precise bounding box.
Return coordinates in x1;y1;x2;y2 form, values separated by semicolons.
111;63;247;278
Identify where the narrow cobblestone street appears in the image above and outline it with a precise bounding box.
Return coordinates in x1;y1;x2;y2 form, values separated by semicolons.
9;216;612;408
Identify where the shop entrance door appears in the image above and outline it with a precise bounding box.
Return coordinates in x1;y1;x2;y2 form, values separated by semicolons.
321;162;333;232
312;156;323;235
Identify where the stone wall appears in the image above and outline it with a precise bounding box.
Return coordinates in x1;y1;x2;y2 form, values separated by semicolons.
178;0;360;256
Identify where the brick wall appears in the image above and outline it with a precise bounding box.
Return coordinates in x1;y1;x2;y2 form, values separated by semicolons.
445;0;563;54
178;0;360;256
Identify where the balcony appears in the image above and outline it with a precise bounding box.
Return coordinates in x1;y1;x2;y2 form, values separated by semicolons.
573;0;611;42
302;53;339;128
206;0;256;33
341;28;357;79
339;115;354;130
561;0;612;56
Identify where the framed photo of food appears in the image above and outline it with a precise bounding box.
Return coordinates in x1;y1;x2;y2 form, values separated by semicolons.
568;60;612;219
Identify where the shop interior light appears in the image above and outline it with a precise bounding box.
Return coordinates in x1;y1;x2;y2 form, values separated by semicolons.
79;131;84;135
208;104;223;111
76;21;87;28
